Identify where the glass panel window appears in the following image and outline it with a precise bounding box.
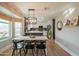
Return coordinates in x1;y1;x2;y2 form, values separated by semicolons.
15;22;22;37
0;18;10;39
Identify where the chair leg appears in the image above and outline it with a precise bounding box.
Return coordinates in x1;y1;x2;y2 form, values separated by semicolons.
16;49;18;56
23;47;26;56
32;49;34;56
12;48;15;56
19;49;22;56
25;49;28;55
36;49;37;56
36;49;38;56
44;49;46;56
41;49;43;56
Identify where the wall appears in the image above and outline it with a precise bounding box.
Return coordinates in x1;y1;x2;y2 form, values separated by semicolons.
27;17;53;37
28;17;52;28
55;9;79;55
56;26;79;55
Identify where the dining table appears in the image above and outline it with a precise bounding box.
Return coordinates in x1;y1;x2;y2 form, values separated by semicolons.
12;35;48;56
12;36;48;41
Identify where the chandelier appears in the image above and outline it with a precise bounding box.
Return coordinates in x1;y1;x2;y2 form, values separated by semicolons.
25;9;37;24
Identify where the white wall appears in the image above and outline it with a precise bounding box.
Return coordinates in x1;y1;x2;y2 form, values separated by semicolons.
28;17;53;29
56;26;79;55
27;17;53;37
55;8;79;55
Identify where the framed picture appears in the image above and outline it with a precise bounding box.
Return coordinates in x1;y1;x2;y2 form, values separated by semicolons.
64;16;79;27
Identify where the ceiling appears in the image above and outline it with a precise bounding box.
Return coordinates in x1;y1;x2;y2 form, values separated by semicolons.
11;2;79;17
1;2;79;21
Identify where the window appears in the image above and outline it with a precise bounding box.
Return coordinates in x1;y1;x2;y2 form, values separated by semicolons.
0;18;10;39
14;22;22;36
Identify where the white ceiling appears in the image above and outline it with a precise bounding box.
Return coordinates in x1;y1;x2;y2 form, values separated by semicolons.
8;2;79;21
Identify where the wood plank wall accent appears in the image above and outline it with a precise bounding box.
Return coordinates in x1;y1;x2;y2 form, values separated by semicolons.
0;2;23;18
0;13;23;22
0;13;11;21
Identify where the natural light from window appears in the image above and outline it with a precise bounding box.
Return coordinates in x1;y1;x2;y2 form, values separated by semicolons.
15;22;22;37
0;18;10;39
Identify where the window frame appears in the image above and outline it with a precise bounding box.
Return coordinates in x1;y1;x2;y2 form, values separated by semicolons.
0;18;11;40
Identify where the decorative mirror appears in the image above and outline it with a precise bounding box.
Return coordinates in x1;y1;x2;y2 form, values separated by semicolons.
57;20;63;31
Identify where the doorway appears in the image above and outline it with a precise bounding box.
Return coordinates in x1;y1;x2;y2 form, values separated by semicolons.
52;18;55;40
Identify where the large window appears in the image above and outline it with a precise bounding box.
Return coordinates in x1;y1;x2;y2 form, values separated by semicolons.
0;18;10;39
14;22;22;37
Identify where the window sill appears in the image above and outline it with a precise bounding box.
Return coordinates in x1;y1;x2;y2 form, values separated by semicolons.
0;37;11;42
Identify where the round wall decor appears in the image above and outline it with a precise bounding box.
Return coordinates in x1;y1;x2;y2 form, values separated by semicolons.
57;20;63;31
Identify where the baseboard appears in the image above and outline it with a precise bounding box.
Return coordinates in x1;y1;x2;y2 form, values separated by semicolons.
55;40;77;56
0;44;12;53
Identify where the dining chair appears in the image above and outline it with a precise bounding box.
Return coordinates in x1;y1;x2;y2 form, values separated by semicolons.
36;40;46;56
12;40;25;56
24;40;35;56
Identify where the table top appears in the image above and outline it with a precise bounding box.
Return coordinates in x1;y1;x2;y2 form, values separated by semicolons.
12;36;48;41
26;31;43;33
